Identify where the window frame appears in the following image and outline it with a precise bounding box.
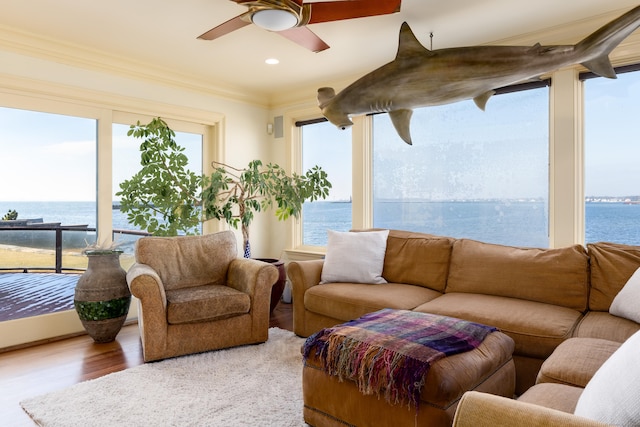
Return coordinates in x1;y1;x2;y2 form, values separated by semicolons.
286;68;593;256
0;80;223;347
581;64;640;245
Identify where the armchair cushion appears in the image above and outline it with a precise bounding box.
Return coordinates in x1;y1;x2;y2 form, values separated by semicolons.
166;284;251;324
135;232;236;291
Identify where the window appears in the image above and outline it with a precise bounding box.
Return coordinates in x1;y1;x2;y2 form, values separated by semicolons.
300;120;352;246
584;67;640;245
372;86;550;247
0;88;218;344
0;107;97;271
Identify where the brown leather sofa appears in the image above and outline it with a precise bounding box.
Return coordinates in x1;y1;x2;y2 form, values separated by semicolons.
288;229;640;397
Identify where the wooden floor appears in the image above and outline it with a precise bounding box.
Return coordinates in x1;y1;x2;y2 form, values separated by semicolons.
0;301;293;426
0;273;79;321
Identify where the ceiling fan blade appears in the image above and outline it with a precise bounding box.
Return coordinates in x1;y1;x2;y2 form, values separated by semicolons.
197;14;251;40
278;27;330;52
306;0;401;24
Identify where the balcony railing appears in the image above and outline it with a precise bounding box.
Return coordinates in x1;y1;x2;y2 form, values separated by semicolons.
0;225;151;273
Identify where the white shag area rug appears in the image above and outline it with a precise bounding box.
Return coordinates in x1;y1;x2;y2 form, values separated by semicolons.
21;328;308;427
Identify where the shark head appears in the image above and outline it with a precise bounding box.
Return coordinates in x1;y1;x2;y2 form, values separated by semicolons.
317;87;354;130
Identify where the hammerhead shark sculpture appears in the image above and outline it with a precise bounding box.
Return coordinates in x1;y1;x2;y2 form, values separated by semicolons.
318;5;640;144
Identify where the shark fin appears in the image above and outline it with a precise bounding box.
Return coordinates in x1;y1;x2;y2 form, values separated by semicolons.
389;109;414;145
528;43;542;52
473;91;496;111
396;22;430;61
317;87;336;108
582;58;617;79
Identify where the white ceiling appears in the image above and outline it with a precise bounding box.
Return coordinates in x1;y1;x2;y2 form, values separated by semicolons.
2;0;640;105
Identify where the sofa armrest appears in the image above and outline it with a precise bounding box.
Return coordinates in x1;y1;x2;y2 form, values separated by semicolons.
287;260;324;336
453;392;612;427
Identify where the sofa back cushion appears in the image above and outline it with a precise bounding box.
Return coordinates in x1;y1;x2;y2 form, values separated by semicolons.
446;239;589;311
588;241;640;311
381;229;454;292
135;231;237;291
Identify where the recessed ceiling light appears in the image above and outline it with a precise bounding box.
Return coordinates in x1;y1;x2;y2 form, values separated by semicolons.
265;58;280;65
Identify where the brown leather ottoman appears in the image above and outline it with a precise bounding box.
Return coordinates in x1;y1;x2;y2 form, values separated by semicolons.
302;310;516;427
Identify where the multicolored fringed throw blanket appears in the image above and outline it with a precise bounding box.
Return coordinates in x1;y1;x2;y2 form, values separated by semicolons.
302;308;497;408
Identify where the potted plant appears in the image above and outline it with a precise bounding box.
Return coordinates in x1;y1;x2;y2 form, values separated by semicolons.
116;117;332;252
2;209;18;220
116;118;332;310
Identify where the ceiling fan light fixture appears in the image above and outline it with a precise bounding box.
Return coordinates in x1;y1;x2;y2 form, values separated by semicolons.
252;9;298;32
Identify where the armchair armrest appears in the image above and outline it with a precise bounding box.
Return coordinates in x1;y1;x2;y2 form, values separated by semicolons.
453;392;612;427
227;258;278;298
227;258;278;336
126;263;170;349
126;263;167;308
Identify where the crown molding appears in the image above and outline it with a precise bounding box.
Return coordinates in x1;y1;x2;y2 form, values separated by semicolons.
0;24;271;108
0;72;224;126
2;7;640;112
490;7;640;67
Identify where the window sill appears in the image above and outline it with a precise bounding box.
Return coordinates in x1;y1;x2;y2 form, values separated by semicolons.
283;246;325;262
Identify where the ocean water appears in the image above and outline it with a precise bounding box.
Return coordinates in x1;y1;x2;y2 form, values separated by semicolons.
1;200;639;248
303;200;640;247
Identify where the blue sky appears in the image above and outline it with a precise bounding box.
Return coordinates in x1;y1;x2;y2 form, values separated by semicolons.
0;112;201;201
0;109;96;201
302;121;352;201
584;71;640;196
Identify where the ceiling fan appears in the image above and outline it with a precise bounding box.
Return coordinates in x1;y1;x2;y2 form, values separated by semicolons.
197;0;402;52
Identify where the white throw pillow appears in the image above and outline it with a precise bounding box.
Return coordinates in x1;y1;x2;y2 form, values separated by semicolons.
610;266;640;323
320;230;389;284
574;330;640;426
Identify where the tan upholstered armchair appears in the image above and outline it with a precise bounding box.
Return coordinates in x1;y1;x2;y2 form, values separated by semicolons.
126;231;278;362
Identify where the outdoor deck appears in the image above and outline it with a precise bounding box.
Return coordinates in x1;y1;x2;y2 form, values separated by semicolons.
0;273;79;322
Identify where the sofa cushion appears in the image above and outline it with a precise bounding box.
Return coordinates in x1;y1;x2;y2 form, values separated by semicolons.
446;239;589;311
304;282;442;322
610;266;640;323
381;230;454;292
135;231;236;291
165;284;250;324
414;293;583;359
320;230;389;284
574;330;640;425
536;338;621;388
587;241;640;311
572;311;640;342
518;383;584;414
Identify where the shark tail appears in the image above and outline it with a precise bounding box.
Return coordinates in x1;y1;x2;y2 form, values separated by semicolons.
577;5;640;78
